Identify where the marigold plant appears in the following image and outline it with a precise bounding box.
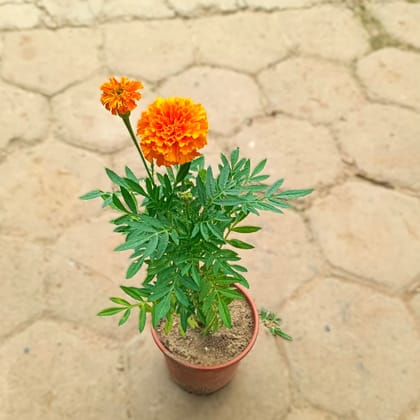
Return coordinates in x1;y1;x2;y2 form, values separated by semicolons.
81;76;313;338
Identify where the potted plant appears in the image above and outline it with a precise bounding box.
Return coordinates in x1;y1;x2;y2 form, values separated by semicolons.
81;76;313;394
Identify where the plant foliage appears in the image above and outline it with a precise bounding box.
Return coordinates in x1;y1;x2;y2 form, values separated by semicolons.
82;148;312;336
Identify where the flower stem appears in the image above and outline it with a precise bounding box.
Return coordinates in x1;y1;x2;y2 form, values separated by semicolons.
121;114;154;182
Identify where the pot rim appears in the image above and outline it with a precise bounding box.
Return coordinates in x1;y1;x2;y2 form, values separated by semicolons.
150;283;259;371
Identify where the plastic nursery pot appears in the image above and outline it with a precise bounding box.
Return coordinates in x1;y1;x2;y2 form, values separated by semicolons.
150;284;259;395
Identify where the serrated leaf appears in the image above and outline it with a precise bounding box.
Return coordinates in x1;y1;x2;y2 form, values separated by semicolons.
155;231;169;259
191;265;200;287
231;225;261;234
217;298;232;328
205;167;216;197
278;189;314;199
227;239;255;249
153;293;172;327
118;308;131;326
220;153;229;168
176;162;191;184
251;159;267;177
120;285;147;300
138;305;147;332
256;202;284;213
123;178;147;196
148;286;173;302
143;234;159;257
231;264;248;273
170;229;179;245
219;288;244;300
268;198;293;208
111;194;127;212
110;297;130;306
97;307;126;316
218;164;230;189
125;166;138;182
251;174;270;182
206;222;224;241
174;287;190;307
230;148;240;166
179;275;200;291
121;186;138;213
191;224;200;238
163;174;172;193
202;290;216;315
199;223;209;241
266;179;285;196
105;168;127;188
126;257;144;279
196;174;206;205
79;189;103;200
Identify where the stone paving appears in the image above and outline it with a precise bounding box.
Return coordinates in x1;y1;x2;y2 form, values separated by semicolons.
1;1;420;419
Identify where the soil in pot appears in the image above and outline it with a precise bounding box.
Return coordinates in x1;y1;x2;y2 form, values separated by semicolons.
156;299;254;366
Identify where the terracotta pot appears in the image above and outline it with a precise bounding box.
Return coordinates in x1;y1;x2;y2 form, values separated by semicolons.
151;284;259;395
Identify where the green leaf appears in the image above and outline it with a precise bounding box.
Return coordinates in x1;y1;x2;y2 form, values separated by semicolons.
268;198;292;208
266;179;285;196
125;166;138;182
278;189;314;199
256;202;284;213
205;167;216;197
123;178;147;196
176;162;191;184
170;229;179;245
79;189;103;200
110;297;130;306
191;224;200;238
97;307;126;316
218;164;230;189
174;287;190;307
105;168;127;188
179;275;199;291
231;225;261;234
144;234;159;257
196;174;206;205
121;186;138;213
271;327;293;341
230;148;240;167
219;288;244;300
138;305;147;332
101;194;113;208
217;298;232;328
118;308;131;326
121;285;147;300
163;174;172;193
251;159;267;177
231;264;248;273
153;293;172;327
155;231;169;259
206;222;224;241
251;174;270;182
126;257;144;279
199;223;209;241
191;265;200;287
227;239;255;249
111;194;127;212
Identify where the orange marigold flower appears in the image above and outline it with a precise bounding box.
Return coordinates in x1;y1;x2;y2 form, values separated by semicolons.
100;76;143;116
137;97;208;167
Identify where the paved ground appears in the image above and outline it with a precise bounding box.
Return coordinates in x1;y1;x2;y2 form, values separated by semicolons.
1;0;420;419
